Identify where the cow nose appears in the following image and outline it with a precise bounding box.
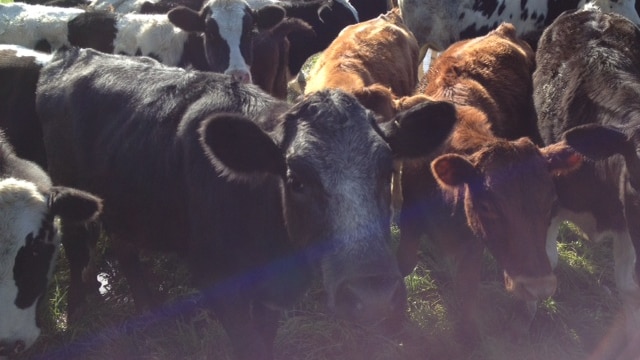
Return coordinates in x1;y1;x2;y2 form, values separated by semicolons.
226;69;252;84
0;339;27;356
334;275;406;325
504;272;557;301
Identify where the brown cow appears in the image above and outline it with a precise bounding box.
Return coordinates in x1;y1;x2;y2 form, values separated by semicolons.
396;23;583;342
304;8;428;121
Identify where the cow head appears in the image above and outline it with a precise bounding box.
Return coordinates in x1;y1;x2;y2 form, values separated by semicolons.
168;0;285;83
0;179;102;357
431;137;582;301
199;90;456;326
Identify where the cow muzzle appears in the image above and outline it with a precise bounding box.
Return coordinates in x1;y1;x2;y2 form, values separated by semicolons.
0;339;26;357
333;274;407;326
504;271;558;301
226;69;252;84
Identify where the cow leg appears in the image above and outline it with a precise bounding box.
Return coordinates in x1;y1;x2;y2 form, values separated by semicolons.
396;162;432;276
252;301;281;357
612;229;640;339
452;237;484;345
110;236;158;311
62;219;101;319
208;296;274;360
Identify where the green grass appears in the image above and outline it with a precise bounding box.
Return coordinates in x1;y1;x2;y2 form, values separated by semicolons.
16;221;628;360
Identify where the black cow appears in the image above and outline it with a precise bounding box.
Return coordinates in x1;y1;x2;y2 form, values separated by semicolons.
0;130;102;357
34;47;456;360
533;8;640;352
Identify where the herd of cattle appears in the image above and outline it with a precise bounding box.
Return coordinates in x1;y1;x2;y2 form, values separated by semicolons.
1;0;640;359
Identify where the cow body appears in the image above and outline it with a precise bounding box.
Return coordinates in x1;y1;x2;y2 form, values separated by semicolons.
35;48;456;360
304;8;425;121
397;23;582;342
533;8;640;345
0;0;287;84
397;0;640;51
0;132;102;357
0;3;84;52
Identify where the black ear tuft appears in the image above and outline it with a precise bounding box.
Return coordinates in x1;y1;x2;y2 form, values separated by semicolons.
563;124;631;160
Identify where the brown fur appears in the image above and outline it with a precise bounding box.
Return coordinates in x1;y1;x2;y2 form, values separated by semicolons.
304;8;425;120
397;23;582;343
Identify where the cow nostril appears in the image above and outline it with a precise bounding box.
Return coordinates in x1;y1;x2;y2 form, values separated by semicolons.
335;276;406;324
14;340;26;354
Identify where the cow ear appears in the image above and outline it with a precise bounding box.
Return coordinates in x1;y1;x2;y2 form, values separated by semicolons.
540;142;583;176
199;113;286;181
48;187;103;224
168;6;205;32
254;5;285;30
352;84;395;122
563;124;631;159
431;154;477;188
380;99;456;158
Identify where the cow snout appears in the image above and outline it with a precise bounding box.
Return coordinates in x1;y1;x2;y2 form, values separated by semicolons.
504;271;557;301
226;69;252;84
334;275;406;325
0;339;26;356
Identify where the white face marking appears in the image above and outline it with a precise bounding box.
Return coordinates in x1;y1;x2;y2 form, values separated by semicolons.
0;179;54;353
209;0;252;78
0;45;53;66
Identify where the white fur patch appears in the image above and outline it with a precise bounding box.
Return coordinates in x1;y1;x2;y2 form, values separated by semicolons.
0;3;84;50
89;0;155;13
579;0;640;24
114;13;189;66
0;44;53;66
0;178;56;353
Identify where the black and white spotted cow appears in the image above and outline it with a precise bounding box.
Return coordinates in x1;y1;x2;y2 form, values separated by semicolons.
0;0;287;83
131;0;360;77
0;133;102;358
397;0;640;51
0;3;84;53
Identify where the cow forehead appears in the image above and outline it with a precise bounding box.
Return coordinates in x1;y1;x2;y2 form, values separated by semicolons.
474;143;551;189
284;92;391;171
207;0;251;28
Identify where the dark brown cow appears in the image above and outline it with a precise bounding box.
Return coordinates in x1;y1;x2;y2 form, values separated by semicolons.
397;23;583;341
304;8;428;121
533;8;640;351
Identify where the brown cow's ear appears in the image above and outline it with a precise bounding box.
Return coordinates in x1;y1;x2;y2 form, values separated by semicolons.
199;113;286;181
541;142;583;176
168;6;205;32
431;154;476;188
254;5;285;30
352;84;395;122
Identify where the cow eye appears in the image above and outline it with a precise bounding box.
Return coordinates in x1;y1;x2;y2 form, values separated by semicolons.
287;174;305;193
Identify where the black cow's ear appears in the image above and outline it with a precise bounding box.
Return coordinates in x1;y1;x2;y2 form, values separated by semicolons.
380;99;456;158
199;113;286;181
168;6;205;32
563;124;631;159
48;187;103;224
254;5;285;30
